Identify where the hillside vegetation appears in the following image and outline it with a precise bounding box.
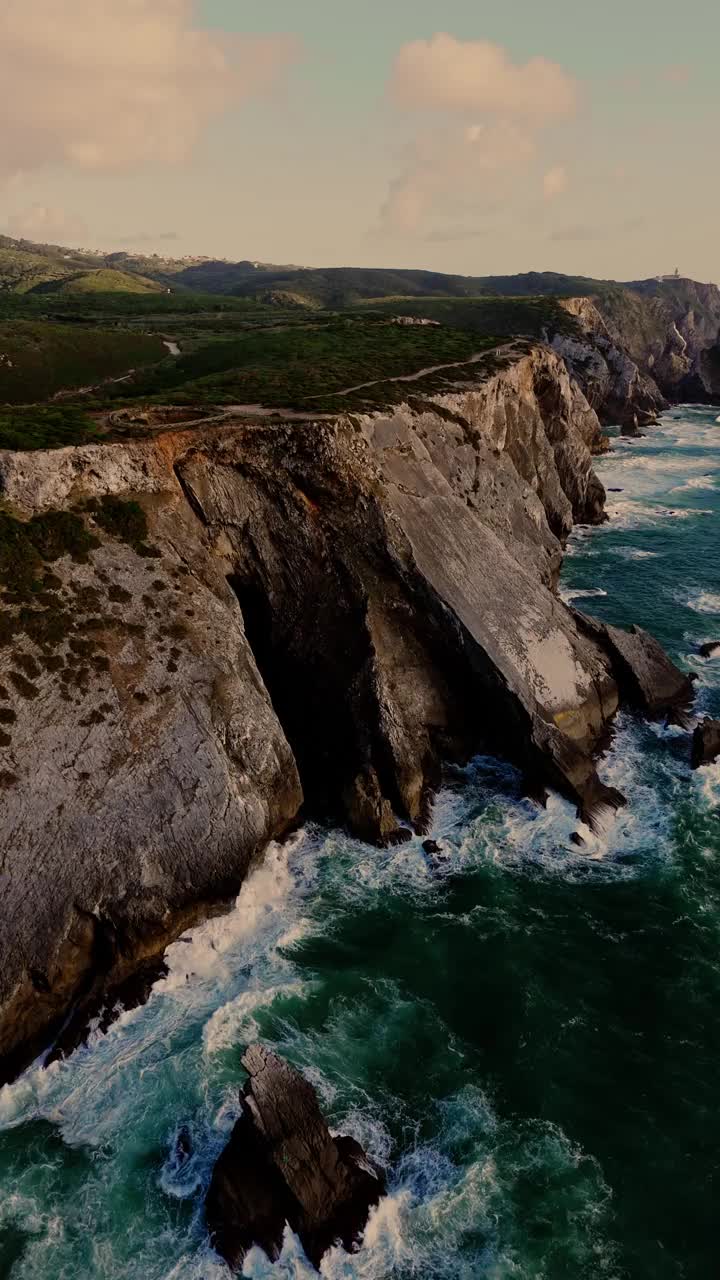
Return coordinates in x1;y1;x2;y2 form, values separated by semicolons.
0;406;101;451
0;322;168;404
0;233;718;446
107;316;492;408
31;268;164;296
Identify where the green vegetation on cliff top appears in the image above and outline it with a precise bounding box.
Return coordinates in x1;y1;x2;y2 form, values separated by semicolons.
0;322;168;404
0;293;578;443
0;407;101;451
106;316;490;408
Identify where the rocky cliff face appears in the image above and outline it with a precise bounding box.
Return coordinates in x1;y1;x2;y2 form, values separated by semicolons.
553;281;720;424
0;345;688;1084
551;297;667;429
622;278;720;402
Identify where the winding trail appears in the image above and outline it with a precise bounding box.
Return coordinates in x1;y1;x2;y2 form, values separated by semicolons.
306;340;523;400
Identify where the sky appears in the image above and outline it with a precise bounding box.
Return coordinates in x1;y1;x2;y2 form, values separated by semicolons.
1;0;718;281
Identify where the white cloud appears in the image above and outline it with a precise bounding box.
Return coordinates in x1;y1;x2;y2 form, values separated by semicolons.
543;165;569;200
5;204;88;244
0;1;300;182
379;34;577;236
380;122;535;233
390;33;578;119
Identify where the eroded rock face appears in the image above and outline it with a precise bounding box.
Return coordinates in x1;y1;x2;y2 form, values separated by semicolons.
555;281;720;416
206;1044;385;1270
621;278;720;403
0;477;302;1083
691;719;720;769
176;388;619;822
552;298;667;428
0;345;684;1084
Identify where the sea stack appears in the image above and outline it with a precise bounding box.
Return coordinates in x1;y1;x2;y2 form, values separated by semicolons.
206;1044;385;1270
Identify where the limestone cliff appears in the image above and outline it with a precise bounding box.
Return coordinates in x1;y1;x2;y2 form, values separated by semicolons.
621;277;720;402
551;297;667;429
552;280;720;425
0;345;687;1084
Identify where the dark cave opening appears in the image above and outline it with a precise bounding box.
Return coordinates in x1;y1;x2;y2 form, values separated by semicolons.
227;572;372;823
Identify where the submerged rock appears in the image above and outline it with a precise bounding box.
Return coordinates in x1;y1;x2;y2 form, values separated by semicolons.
206;1044;385;1271
691;719;720;769
422;839;442;855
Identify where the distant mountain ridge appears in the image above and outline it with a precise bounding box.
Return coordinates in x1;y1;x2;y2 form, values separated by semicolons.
0;233;713;306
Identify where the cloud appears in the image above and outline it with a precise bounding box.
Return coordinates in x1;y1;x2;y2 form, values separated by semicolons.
662;64;690;86
379;121;536;233
390;33;578;119
0;1;300;182
379;34;577;236
5;203;88;244
543;166;568;200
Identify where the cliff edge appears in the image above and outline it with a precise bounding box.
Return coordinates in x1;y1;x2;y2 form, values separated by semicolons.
0;344;689;1083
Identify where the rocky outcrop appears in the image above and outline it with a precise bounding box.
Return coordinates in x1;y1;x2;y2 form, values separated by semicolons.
551;298;667;428
574;615;694;716
621;278;720;403
554;280;720;418
691;719;720;769
0;345;688;1084
206;1045;384;1270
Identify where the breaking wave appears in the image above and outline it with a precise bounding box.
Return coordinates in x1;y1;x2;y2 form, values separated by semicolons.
1;405;719;1280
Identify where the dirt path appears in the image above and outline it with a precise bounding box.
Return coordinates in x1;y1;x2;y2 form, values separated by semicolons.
309;342;521;400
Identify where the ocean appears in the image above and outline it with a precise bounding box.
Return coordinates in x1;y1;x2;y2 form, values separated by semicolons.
1;406;719;1279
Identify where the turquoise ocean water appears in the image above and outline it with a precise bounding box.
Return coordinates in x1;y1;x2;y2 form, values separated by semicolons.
1;407;719;1279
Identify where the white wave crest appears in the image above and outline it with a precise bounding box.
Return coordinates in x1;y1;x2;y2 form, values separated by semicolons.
609;547;659;560
688;592;720;616
204;981;309;1055
558;586;608;603
672;474;718;492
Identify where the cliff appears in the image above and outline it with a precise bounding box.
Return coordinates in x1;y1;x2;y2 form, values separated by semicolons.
0;345;689;1083
551;280;720;427
621;277;720;402
551;297;667;429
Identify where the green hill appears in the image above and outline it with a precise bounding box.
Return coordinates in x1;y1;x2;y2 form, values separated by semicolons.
30;268;165;296
0;322;168;404
0;244;73;294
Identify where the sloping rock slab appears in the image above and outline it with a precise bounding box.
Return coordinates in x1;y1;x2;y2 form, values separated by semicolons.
691;719;720;769
575;614;694;716
206;1045;385;1271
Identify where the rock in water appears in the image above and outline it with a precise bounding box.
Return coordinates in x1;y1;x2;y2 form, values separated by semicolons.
699;641;720;659
574;615;694;716
691;719;720;769
206;1044;385;1270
